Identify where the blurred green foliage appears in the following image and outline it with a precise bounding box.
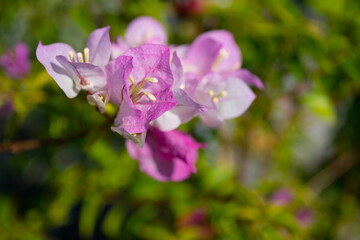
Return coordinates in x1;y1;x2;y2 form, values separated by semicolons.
1;0;360;239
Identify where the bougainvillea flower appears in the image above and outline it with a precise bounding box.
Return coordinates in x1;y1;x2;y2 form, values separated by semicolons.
111;16;167;59
36;26;111;98
153;52;207;131
178;30;263;89
177;37;222;78
198;30;263;89
196;30;242;73
0;42;31;79
195;73;256;127
126;126;206;182
86;90;110;114
109;44;177;145
296;208;314;227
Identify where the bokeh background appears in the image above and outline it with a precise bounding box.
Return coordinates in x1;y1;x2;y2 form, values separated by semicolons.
1;0;360;239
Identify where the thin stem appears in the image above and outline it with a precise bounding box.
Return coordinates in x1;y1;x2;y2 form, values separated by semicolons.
0;129;88;153
308;150;358;194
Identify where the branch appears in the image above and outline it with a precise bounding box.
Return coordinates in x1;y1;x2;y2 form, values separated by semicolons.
0;129;88;154
308;150;358;194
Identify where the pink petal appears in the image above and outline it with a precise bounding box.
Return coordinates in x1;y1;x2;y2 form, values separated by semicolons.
125;127;206;182
216;77;256;120
56;56;107;94
36;42;80;98
111;36;128;59
197;30;242;72
86;26;111;66
125;16;167;47
105;55;133;105
226;68;264;89
171;51;184;87
185;37;222;77
153;88;207;131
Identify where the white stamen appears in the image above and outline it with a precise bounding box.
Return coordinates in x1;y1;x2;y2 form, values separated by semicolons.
129;75;136;94
131;92;144;103
77;52;84;63
129;75;136;85
131;82;145;97
84;48;90;63
230;62;241;70
68;51;75;62
212;48;229;70
144;28;153;42
144;77;158;84
143;91;156;102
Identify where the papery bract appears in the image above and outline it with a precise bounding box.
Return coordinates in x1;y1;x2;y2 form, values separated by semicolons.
110;44;177;145
195;73;256;127
179;37;222;78
126;126;206;182
0;42;31;79
36;26;111;98
195;30;242;72
153;52;207;131
179;30;263;89
111;16;167;59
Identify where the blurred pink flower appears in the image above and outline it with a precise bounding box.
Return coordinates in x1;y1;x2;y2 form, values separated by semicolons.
111;16;167;59
177;208;216;239
173;30;261;127
296;207;314;227
0;42;31;79
126;126;206;181
269;188;294;206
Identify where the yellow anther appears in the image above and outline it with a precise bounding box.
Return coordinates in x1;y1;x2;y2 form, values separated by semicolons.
77;52;84;63
179;84;185;89
144;77;158;84
100;95;105;101
143;91;156;102
210;90;227;103
132;133;137;137
68;51;75;62
219;91;227;97
84;48;90;63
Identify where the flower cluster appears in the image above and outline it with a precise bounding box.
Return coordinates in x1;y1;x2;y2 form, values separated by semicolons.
0;42;31;79
36;16;262;182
